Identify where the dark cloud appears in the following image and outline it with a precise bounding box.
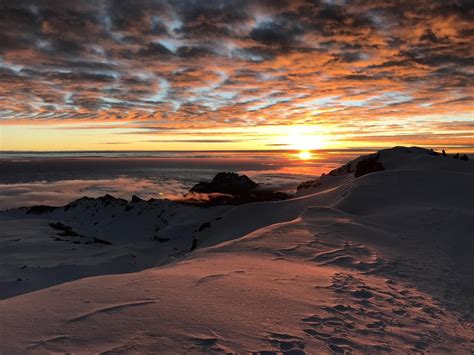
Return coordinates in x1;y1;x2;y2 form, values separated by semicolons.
250;19;303;46
176;45;213;58
329;52;364;63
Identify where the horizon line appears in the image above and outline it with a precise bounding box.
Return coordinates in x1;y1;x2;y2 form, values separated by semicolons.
1;145;474;154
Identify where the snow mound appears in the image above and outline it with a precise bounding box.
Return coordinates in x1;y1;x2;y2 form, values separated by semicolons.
296;146;473;196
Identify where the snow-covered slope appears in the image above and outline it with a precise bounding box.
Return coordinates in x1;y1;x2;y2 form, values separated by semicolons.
198;147;474;247
295;146;473;197
0;196;230;299
1;147;473;353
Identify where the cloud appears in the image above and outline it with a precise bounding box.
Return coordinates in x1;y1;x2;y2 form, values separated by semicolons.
0;0;472;149
141;139;244;143
98;142;131;145
0;152;333;210
0;178;188;210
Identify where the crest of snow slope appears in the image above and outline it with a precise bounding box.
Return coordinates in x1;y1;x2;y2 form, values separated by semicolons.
0;196;231;299
1;146;473;353
197;146;474;247
295;146;473;197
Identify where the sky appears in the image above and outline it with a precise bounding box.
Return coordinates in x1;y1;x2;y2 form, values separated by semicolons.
0;0;473;151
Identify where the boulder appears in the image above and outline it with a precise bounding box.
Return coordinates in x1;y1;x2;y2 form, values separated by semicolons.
184;172;289;206
189;172;257;194
354;154;385;178
26;205;57;214
131;195;143;203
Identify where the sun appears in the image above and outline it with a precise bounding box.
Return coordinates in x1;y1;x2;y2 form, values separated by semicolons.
298;150;312;160
282;125;328;151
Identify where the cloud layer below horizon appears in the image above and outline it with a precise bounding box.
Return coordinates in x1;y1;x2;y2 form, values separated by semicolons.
0;0;473;150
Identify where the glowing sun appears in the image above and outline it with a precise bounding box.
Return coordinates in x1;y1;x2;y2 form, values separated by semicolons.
283;126;328;151
298;150;312;160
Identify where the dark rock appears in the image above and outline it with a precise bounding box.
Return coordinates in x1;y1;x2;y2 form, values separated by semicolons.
297;160;355;191
64;196;93;211
26;205;57;214
98;194;123;206
460;154;469;161
131;195;143;203
65;195;127;210
198;221;211;232
182;172;290;206
99;194;116;201
190;237;197;251
59;230;80;237
49;221;71;231
92;237;112;245
329;163;354;177
354;154;384;178
190;172;257;194
297;180;321;191
49;222;81;237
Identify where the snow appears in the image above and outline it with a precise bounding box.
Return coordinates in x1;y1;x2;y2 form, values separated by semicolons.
1;147;473;353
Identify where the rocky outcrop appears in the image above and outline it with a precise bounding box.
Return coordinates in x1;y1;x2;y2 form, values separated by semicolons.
26;205;58;214
184;172;290;206
131;195;144;203
64;194;127;211
190;172;258;194
354;154;385;178
297;180;321;191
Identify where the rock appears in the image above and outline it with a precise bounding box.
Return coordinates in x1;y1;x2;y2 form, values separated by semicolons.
198;221;211;232
98;194;126;206
131;195;143;203
26;205;57;214
297;180;321;191
91;237;112;245
183;172;290;206
354;154;385;178
64;196;93;211
49;222;81;237
190;172;258;194
329;163;354;177
190;237;198;251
